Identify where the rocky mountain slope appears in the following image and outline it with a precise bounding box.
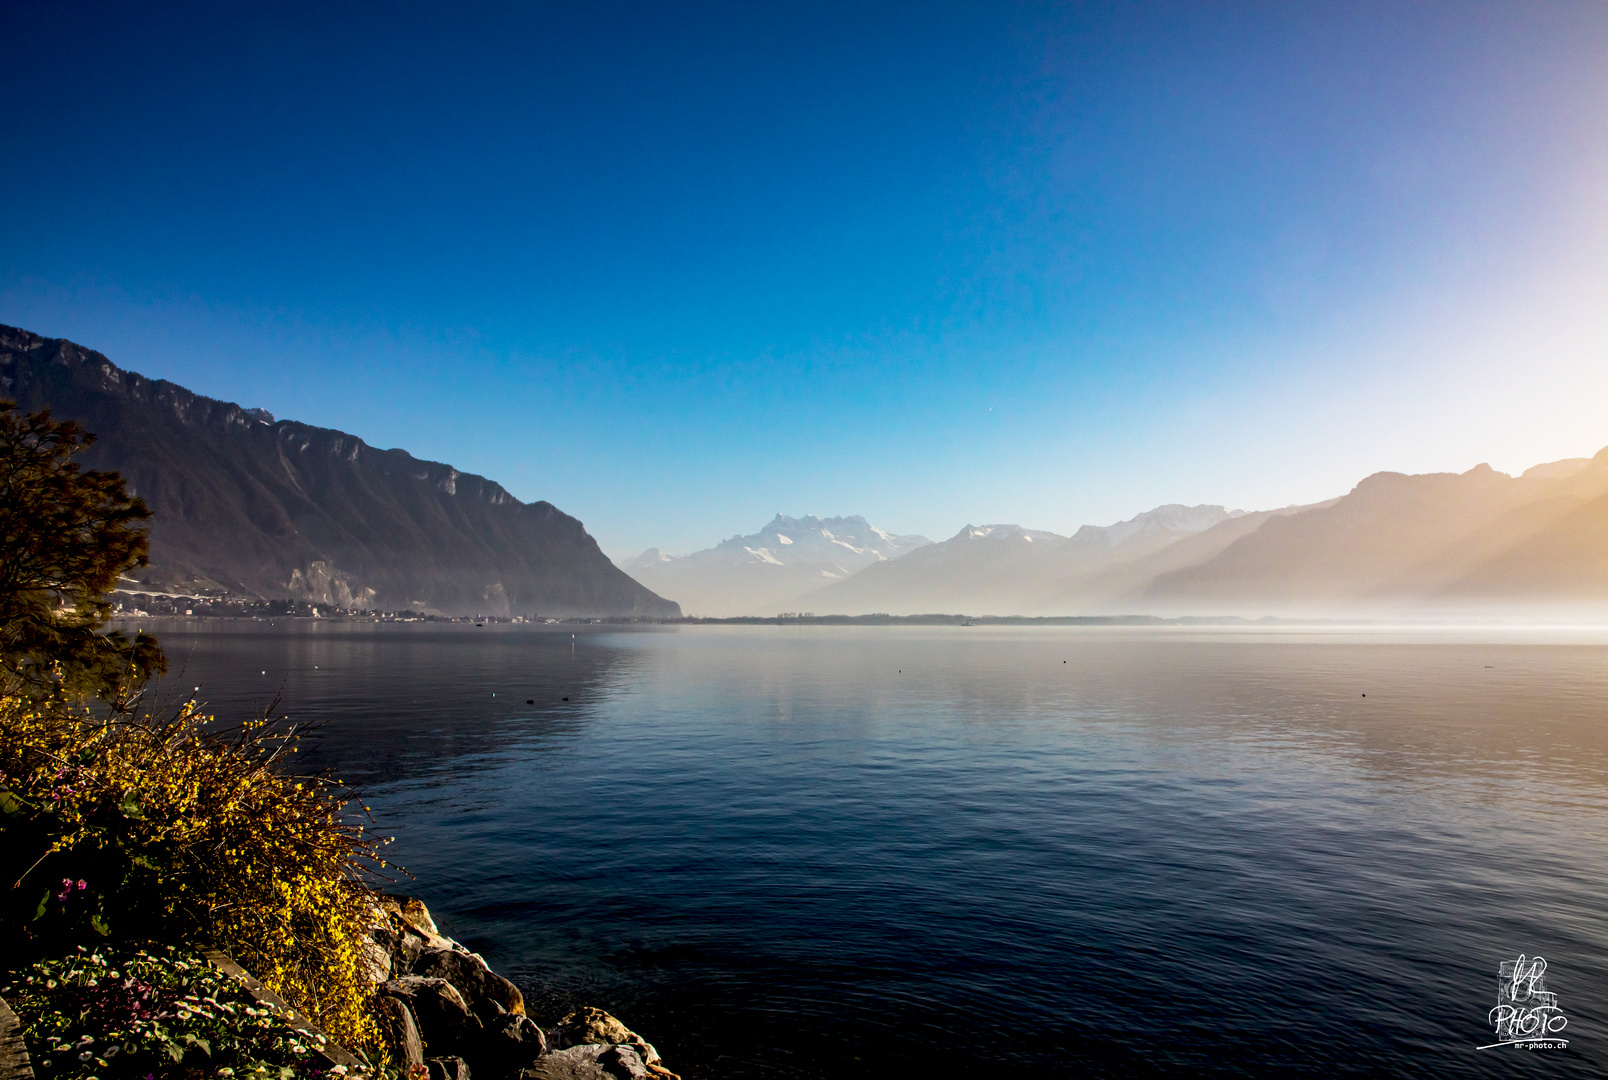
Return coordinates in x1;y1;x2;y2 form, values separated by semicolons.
0;324;679;618
620;514;930;616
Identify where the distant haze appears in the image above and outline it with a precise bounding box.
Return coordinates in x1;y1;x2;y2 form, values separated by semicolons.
621;515;930;618
640;451;1608;619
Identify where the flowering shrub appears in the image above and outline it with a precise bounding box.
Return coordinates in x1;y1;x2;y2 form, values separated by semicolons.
0;694;391;1060
3;943;355;1080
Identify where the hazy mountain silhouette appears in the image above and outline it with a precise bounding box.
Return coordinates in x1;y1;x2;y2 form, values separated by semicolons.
1445;464;1608;604
0;324;679;618
1034;504;1327;612
798;523;1072;615
1148;453;1608;615
802;505;1246;615
785;448;1608;618
620;514;930;616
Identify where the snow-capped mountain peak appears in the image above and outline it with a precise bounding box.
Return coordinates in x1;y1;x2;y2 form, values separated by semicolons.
956;524;1069;545
618;514;934;616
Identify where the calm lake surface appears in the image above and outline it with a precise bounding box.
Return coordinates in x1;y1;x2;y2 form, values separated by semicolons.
135;622;1608;1078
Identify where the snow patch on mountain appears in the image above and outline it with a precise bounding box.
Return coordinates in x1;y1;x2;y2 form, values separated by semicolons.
619;514;933;616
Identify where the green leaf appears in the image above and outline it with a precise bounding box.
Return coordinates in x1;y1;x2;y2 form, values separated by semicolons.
31;889;50;921
90;912;111;936
117;791;144;820
0;786;26;817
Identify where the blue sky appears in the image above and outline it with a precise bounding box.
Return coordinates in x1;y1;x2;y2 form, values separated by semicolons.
4;1;1607;557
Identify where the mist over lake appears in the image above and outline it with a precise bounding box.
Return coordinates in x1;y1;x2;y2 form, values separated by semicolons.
142;620;1608;1079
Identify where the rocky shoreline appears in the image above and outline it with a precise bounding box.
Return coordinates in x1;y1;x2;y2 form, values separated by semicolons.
369;896;677;1080
0;902;677;1080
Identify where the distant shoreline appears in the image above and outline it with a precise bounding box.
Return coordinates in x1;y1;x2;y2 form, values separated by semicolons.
108;594;1608;629
652;613;1357;626
106;609;1420;628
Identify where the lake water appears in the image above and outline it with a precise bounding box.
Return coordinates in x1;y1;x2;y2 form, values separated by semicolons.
135;621;1608;1078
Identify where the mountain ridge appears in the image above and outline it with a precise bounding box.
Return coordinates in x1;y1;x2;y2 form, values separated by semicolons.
0;324;679;618
620;513;930;617
1148;452;1608;614
755;450;1608;618
799;504;1247;615
13;324;1606;621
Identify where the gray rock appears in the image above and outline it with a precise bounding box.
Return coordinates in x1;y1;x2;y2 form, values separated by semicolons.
389;895;443;937
413;947;525;1018
597;1046;650;1080
427;1057;472;1080
519;1045;652;1080
371;909;429;975
545;1009;663;1068
395;925;429;973
476;1013;547;1076
360;932;394;983
520;1045;609;1080
387;976;483;1054
370;923;402;958
545;1009;629;1051
374;994;425;1068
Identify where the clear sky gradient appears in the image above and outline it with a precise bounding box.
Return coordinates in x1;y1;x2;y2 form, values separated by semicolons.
4;1;1607;557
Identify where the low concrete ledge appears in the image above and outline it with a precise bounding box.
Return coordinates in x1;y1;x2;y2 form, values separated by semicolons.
0;997;34;1080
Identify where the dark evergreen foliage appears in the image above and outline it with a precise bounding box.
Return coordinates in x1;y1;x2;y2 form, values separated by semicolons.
0;400;164;701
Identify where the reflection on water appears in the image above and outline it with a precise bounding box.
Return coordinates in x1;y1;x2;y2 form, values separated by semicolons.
147;621;646;786
143;622;1608;1079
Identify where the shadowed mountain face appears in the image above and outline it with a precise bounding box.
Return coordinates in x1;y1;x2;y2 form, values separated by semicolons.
620;514;930;617
0;325;679;618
